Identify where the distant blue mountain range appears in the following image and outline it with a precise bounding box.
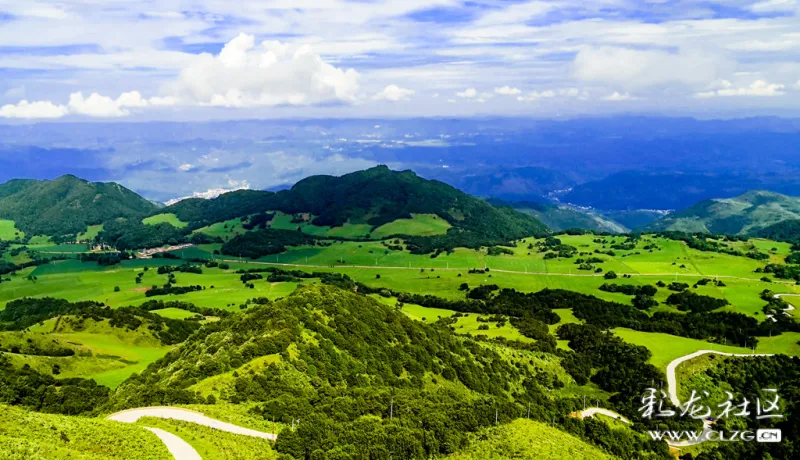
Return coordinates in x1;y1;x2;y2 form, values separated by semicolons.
0;116;798;209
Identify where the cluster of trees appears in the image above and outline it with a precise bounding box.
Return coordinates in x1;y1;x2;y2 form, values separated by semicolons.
78;251;132;266
156;263;202;275
655;232;768;260
665;290;729;313
98;219;191;250
0;297;201;345
691;355;800;460
221;229;319;259
599;283;657;297
599;283;659;310
0;337;75;357
755;219;800;243
145;284;204;298
531;288;795;348
242;211;275;230
0;256;62;276
760;263;800;281
236;267;354;289
0;355;110;415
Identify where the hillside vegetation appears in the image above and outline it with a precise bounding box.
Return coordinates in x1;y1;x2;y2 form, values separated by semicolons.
0;176;157;239
0;404;171;460
455;419;617;460
646;190;800;235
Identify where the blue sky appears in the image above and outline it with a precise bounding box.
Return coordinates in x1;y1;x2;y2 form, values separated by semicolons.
0;0;799;120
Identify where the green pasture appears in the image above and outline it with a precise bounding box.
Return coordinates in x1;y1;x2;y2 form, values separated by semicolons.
77;224;104;242
371;213;451;238
193;218;248;241
613;328;751;370
7;317;170;388
0;219;23;240
151;307;199;319
142;213;188;228
0;261;300;311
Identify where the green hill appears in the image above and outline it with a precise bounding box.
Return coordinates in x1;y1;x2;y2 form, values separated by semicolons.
645;190;800;235
107;284;575;457
165;166;549;252
0;175;158;239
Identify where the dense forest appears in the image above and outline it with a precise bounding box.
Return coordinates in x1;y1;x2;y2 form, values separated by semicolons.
0;175;157;238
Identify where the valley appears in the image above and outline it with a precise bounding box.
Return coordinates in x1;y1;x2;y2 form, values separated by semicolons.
1;167;799;460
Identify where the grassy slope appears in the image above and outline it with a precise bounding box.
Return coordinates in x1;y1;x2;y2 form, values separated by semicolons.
142;213;188;228
77;225;104;242
647;190;800;234
135;417;278;460
613;328;751;370
371;213;452;238
5;317;170;388
0;404;171;460
0;219;23;240
150;307;198;319
193;217;248;241
456;419;617;460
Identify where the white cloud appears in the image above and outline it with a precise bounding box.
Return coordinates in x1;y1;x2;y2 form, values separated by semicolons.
517;90;556;102
516;87;590;102
602;92;635;101
695;80;786;98
68;92;129;117
457;88;478;98
750;0;798;12
0;90;178;119
572;47;729;91
178;164;194;172
495;86;522;96
372;84;415;101
0;100;69;119
169;33;360;107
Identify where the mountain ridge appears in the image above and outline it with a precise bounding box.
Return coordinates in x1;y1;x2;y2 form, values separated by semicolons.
644;189;800;234
0;175;158;238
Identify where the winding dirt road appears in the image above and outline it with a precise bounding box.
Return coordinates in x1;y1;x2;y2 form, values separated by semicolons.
579;349;773;447
108;406;276;460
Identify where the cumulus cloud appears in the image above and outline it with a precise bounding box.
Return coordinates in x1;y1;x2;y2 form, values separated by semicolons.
457;88;478;98
169;33;360;107
602;92;635;101
695;80;786;98
572;47;729;91
372;84;415;101
517;88;589;102
0;90;179;119
517;90;555;102
68;92;131;117
495;86;521;96
0;100;69;119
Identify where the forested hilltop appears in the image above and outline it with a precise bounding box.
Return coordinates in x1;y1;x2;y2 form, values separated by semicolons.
0;175;158;239
0;166;548;253
161;165;548;246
